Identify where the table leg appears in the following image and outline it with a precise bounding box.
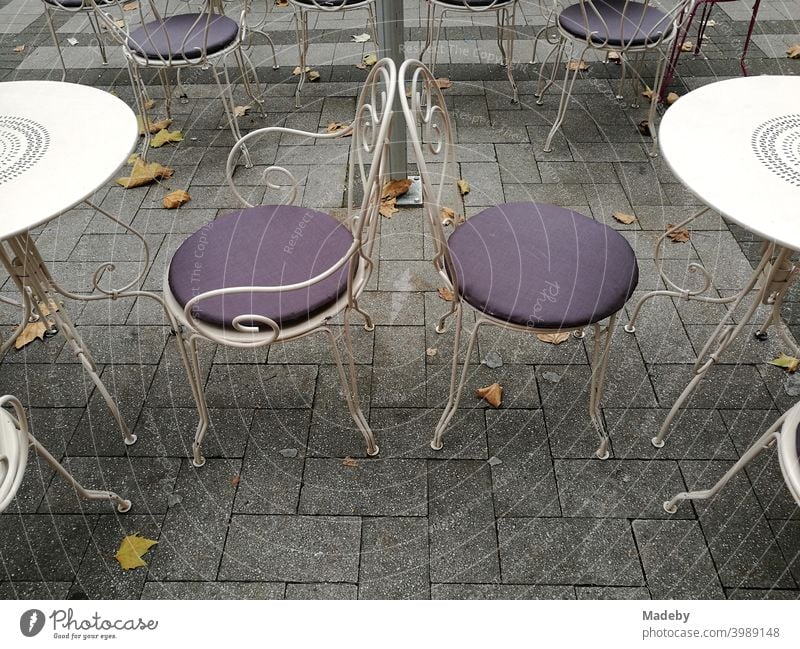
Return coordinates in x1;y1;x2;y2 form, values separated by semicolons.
0;235;138;447
654;243;798;448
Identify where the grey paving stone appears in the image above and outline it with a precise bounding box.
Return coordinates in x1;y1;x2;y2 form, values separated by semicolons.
300;458;427;516
428;460;500;584
498;518;644;585
486;409;560;517
142;581;285;599
359;517;430;599
219;515;361;583
576;586;651;599
432;584;575;599
0;581;72;599
204;363;318;409
725;588;800;600
148;458;241;581
285;583;357;599
633;519;725;599
769;520;800;586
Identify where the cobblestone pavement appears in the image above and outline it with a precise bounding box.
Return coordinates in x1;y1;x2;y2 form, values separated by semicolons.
0;0;799;600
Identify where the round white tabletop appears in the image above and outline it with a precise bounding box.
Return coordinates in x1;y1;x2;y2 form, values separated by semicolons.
0;80;138;241
659;75;800;252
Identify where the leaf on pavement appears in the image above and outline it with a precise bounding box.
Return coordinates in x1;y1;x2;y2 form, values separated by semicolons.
362;53;378;67
536;332;570;345
143;98;156;110
163;189;191;209
666;92;680;105
13;45;25;53
612;210;637;224
150;128;183;148
233;105;250;118
666;223;691;242
14;321;47;349
326;121;349;134
457;179;470;195
342;456;360;468
787;43;800;58
137;115;172;135
435;77;453;90
382;178;412;200
567;59;589;71
115;534;158;571
768;353;800;373
437;287;454;302
351;32;371;43
680;40;694;53
379;197;398;218
476;382;503;408
116;158;174;188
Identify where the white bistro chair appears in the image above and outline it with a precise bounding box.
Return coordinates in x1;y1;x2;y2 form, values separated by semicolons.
665;401;800;513
0;395;131;514
161;58;396;467
42;0;111;81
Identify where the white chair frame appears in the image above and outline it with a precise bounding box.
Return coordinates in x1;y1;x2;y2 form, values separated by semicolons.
0;395;131;514
535;0;691;154
665;401;800;513
400;58;621;459
419;0;520;103
288;0;379;107
161;58;396;467
90;0;265;166
42;0;109;82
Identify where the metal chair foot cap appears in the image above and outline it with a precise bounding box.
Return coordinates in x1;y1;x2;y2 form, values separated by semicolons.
543;147;552;153
535;99;544;106
363;323;375;332
663;502;677;514
430;440;443;451
624;324;636;333
272;65;279;70
596;449;610;460
367;444;379;457
123;434;137;446
117;500;132;513
435;324;447;334
192;456;206;468
651;436;665;449
754;331;768;341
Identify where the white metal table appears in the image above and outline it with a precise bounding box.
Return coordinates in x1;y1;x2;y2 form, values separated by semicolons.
0;80;153;447
629;75;800;447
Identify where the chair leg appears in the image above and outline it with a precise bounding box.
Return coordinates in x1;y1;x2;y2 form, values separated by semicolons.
350;299;375;331
431;308;481;451
366;3;380;49
127;64;153;157
31;435;131;513
322;312;378;456
234;48;266;115
294;9;309;108
498;5;519;103
543;43;583;152
419;2;435;61
211;60;253;168
44;6;67;82
535;36;566;104
86;9;108;65
646;54;668;157
588;314;616;460
664;417;785;513
429;8;446;78
157;68;174;119
173;328;211;468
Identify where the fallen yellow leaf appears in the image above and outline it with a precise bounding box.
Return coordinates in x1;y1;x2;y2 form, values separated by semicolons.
666;223;691;242
326;121;349;134
768;353;799;373
233;105;250;118
351;32;371;43
363;53;378;67
382;178;412;200
681;41;694;53
116;158;174;189
536;332;570;345
612;211;637;225
14;321;47;349
787;43;800;58
567;59;589;71
379;197;398;218
115;534;158;571
457;179;470;195
440;206;459;225
437;287;454;302
275;0;288;6
476;382;503;408
137;115;172;135
13;45;25;53
143;98;156;110
641;86;655;100
435;77;453;90
150;128;183;148
426;347;438;357
292;66;311;76
307;70;320;82
123;1;139;10
666;92;680;105
163;189;191;209
607;50;621;62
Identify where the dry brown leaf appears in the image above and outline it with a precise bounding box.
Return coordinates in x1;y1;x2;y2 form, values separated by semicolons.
13;45;25;53
233;105;250;118
14;321;47;349
475;382;503;408
382;178;412;200
680;41;694;53
457;179;470;195
637;120;650;136
440;206;461;225
150;128;183;148
275;0;288;6
143;98;156;110
123;1;138;10
326;121;349;134
307;69;320;82
666;92;680;105
567;59;589;71
163;189;191;209
536;332;570;345
351;32;371;43
115;534;158;571
435;77;453;90
666;223;691;242
292;65;310;76
437;287;454;302
607;50;621;62
426;347;438;357
641;86;654;100
768;353;800;373
36;300;59;317
355;62;368;70
342;456;359;468
362;53;378;67
787;43;800;58
612;210;637;225
379;197;398;218
231;475;241;487
114;19;125;28
137;115;172;135
116;159;174;189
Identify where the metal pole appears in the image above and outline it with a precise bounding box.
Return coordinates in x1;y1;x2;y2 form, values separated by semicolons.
375;0;406;181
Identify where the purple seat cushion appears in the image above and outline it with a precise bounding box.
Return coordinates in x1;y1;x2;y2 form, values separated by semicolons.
558;0;673;47
127;13;239;60
44;0;110;7
168;206;354;329
293;0;370;6
796;422;799;461
447;203;638;329
437;0;514;7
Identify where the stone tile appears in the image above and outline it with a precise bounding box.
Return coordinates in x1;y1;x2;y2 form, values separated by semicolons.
576;586;651;599
299;459;427;516
432;584;575;599
633;519;725;599
0;581;72;599
142;581;285;599
285;583;357;599
219;515;361;582
359;517;430;599
769;520;800;586
204;363;318;409
498;518;644;586
428;460;500;584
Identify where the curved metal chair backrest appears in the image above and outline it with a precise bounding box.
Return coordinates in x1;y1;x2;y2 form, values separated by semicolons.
0;396;29;513
779;400;800;506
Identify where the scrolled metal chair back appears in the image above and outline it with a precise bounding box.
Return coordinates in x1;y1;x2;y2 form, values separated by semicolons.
398;59;461;300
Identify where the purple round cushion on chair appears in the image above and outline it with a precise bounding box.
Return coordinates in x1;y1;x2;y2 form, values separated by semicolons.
437;0;514;7
168;206;354;329
558;0;673;47
127;13;239;60
447;203;639;329
796;422;800;461
293;0;370;6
